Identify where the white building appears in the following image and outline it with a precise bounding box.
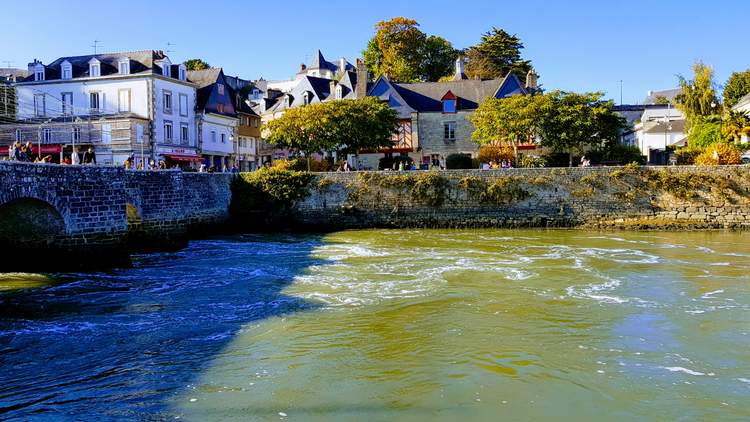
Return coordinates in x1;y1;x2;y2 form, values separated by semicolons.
188;68;238;171
631;89;687;165
732;92;750;144
8;50;198;166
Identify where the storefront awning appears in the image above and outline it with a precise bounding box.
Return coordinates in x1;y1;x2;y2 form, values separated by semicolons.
31;145;63;154
164;154;203;162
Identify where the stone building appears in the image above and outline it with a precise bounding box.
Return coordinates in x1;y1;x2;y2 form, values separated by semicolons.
3;50;196;166
358;58;537;169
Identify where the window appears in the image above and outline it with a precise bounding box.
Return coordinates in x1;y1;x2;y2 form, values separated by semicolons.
164;121;173;142
335;85;343;100
61;92;73;115
72;126;81;142
179;93;188;116
14;129;21;141
444;121;456;141
119;61;129;75
62;64;72;80
303;92;310;106
253;118;259;128
179;67;186;81
89;92;100;112
211;130;217;143
43;128;51;142
34;94;45;116
217;84;224;95
163;91;172;113
136;124;144;144
221;133;226;144
442;99;456;113
90;63;100;77
284;96;290;107
34;70;44;81
180;123;189;144
217;104;224;114
102;123;111;143
118;89;130;113
252;88;259;98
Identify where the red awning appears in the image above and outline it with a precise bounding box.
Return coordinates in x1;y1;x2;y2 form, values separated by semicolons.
164;154;203;162
31;145;63;154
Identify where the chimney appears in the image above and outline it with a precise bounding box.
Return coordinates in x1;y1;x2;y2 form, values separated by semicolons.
299;63;307;73
355;58;368;99
27;59;40;73
455;57;464;77
525;69;538;90
339;57;347;72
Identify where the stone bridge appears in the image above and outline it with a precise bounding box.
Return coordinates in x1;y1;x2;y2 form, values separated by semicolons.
0;162;232;271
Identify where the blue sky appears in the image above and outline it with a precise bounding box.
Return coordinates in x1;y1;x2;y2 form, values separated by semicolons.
4;0;748;104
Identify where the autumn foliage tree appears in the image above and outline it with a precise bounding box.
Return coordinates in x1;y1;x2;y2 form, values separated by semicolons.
184;58;210;70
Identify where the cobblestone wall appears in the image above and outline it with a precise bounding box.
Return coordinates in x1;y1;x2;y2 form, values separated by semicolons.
294;166;750;230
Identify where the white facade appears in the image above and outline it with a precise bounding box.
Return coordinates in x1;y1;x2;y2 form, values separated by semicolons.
634;106;687;163
152;77;198;151
198;113;237;170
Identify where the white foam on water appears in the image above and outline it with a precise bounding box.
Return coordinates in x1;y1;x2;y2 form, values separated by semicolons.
702;289;725;299
661;366;714;376
737;378;750;384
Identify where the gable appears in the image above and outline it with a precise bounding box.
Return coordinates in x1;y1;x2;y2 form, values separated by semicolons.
495;74;527;99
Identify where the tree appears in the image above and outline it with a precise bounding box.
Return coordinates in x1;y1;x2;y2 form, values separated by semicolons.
653;95;671;105
723;69;750;109
265;98;399;165
721;110;750;143
421;36;459;82
362;18;458;82
184;58;210;71
464;27;532;81
536;91;625;166
675;61;720;129
470;94;543;159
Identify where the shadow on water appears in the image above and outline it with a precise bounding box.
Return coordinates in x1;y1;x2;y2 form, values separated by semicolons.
0;233;327;421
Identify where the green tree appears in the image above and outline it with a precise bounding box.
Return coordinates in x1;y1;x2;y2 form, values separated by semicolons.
653;95;671;105
721;110;750;143
470;94;543;159
421;36;459;82
675;61;720;129
535;91;625;166
464;27;532;81
265;97;399;165
723;69;750;109
184;58;210;71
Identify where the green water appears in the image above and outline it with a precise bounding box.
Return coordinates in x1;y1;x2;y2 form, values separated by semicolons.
173;230;750;421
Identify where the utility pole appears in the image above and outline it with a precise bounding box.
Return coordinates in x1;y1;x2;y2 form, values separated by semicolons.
619;80;623;105
1;61;12;68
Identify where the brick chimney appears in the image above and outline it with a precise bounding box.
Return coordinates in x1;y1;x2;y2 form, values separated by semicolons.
300;63;307;72
355;58;368;99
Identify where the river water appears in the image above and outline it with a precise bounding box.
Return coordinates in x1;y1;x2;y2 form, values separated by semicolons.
0;229;749;421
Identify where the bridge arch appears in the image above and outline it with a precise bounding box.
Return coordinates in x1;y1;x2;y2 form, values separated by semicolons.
0;197;67;246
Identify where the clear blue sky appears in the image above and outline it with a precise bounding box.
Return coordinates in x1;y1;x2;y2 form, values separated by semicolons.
4;0;748;104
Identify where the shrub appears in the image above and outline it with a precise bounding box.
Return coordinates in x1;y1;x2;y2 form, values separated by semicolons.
411;172;450;206
477;145;514;165
482;178;529;204
518;155;546;168
445;153;475;169
689;120;723;148
271;157;333;172
674;147;704;165
695;143;741;166
230;168;314;216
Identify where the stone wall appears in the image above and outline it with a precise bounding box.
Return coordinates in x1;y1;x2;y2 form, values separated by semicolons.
293;166;750;230
416;110;478;158
0;162;232;270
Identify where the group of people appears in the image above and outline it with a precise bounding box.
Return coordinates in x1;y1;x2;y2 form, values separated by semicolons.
484;159;514;169
7;141;96;165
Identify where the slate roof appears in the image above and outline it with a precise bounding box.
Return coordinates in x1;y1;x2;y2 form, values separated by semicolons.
392;77;516;112
308;50;355;73
20;50;174;82
644;88;681;105
187;68;222;88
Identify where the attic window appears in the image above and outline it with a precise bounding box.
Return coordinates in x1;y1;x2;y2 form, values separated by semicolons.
303;92;310;106
441;91;457;113
179;66;186;81
335;85;343;100
218;84;224;95
252;88;259;98
61;62;72;80
34;69;44;81
90;63;100;77
284;95;291;107
118;59;129;75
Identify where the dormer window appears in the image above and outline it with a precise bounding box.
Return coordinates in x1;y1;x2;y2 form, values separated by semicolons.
161;58;172;77
252;88;260;98
89;58;101;77
178;65;186;81
118;57;130;75
303;92;310;106
33;63;45;81
441;91;457;113
284;95;291;107
61;61;72;80
335;85;343;100
217;84;224;95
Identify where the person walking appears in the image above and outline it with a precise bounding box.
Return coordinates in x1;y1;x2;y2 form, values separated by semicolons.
82;147;96;165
